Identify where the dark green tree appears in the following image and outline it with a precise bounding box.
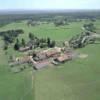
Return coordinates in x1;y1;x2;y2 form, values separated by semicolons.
4;42;8;50
14;43;20;50
21;38;26;47
83;23;96;32
47;37;51;47
50;40;56;48
14;39;20;50
29;33;35;40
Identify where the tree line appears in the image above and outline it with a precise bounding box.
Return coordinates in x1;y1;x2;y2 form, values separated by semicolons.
14;33;56;50
83;23;96;32
0;29;24;50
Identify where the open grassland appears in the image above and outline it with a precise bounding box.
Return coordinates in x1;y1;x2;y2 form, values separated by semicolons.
0;48;34;100
0;20;100;100
35;44;100;100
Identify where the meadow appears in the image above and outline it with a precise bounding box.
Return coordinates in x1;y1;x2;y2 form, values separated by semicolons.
0;19;100;100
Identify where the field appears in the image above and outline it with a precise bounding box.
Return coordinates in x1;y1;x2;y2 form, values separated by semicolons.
0;19;100;100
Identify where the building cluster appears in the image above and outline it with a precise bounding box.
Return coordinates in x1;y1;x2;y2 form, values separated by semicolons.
10;47;74;70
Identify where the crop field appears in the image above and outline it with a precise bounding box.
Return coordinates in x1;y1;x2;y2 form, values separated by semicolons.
0;19;100;100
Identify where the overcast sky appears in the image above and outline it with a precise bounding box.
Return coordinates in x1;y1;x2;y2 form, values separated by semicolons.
0;0;100;10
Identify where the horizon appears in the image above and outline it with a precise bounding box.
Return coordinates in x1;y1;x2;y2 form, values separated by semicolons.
0;9;100;13
0;9;100;15
0;9;99;15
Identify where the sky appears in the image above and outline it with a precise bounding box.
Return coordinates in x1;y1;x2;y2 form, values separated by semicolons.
0;0;100;10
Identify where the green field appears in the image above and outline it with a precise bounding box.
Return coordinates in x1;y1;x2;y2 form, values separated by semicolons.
0;20;100;100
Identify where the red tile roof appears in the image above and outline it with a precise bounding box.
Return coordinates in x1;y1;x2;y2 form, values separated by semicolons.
56;54;72;62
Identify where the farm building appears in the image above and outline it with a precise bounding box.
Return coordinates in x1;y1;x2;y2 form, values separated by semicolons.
55;54;72;63
10;46;75;70
19;46;31;52
33;47;61;61
45;47;61;57
35;52;47;61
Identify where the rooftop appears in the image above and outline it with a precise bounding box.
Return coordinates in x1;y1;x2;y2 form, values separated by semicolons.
56;54;72;62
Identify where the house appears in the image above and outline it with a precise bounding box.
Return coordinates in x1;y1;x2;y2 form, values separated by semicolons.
33;52;47;61
36;52;47;61
19;46;31;52
45;47;61;57
32;51;47;61
55;54;72;63
33;47;61;61
46;50;58;57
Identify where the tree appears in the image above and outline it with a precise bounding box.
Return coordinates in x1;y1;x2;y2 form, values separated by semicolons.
54;16;66;27
9;55;15;62
14;39;20;50
16;38;19;43
50;40;56;48
4;43;8;50
21;38;26;47
32;51;36;58
90;18;96;22
47;37;51;47
29;33;35;40
83;23;96;32
34;38;40;48
54;20;65;26
14;43;20;50
40;38;46;43
3;33;14;43
1;29;24;44
40;43;47;48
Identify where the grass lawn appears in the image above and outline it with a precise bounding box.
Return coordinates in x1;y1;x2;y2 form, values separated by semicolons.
0;19;100;100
